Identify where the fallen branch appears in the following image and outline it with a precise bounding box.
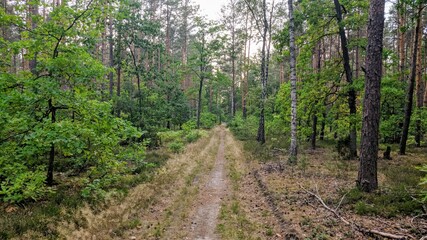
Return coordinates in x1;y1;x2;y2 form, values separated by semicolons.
300;184;412;240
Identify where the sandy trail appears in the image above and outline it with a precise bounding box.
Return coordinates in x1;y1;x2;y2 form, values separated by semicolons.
58;126;232;240
187;127;227;240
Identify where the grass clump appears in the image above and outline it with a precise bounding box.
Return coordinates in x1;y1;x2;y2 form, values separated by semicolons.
344;187;423;218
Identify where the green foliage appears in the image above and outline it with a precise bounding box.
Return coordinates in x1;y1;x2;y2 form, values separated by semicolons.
158;131;182;143
168;141;184;153
418;165;427;202
0;0;143;203
0;167;49;203
185;130;201;143
200;111;217;129
229;115;258;141
380;76;406;143
182;120;197;132
345;187;423;218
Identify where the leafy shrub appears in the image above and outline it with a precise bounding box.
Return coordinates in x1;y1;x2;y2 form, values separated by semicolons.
168;141;184;153
200;112;217;129
158;131;183;144
229;115;258;140
182;120;197;132
419;165;427;202
81;179;106;201
185;130;201;143
0;167;49;203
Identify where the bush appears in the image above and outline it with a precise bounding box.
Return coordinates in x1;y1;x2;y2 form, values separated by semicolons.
158;131;182;144
185;130;201;143
229;115;258;140
200;112;217;129
0;167;49;203
182;120;197;132
168;141;184;153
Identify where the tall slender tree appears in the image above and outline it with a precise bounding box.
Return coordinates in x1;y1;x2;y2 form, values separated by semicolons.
288;0;297;163
399;3;424;155
357;0;385;192
333;0;358;159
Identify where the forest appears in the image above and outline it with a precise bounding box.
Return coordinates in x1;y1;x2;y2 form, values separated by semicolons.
1;0;427;239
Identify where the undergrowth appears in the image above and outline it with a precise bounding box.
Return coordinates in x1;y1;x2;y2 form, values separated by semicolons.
0;148;171;239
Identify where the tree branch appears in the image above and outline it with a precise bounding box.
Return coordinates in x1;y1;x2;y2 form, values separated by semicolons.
300;185;413;240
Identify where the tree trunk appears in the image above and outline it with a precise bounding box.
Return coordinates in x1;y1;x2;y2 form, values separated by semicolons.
243;18;252;119
47;99;56;186
357;0;385;193
197;76;204;129
320;112;326;140
398;0;406;82
181;0;190;90
288;0;298;163
415;7;424;147
28;0;38;74
334;0;357;159
108;15;114;98
231;4;236;117
399;5;423;155
256;0;269;144
311;43;322;150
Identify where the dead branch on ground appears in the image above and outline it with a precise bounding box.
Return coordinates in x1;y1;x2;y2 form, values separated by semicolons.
300;184;415;240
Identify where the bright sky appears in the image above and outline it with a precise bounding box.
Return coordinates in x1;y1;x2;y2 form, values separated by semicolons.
194;0;393;21
193;0;229;20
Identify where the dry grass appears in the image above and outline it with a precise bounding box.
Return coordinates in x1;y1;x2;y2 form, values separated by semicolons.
58;127;221;240
217;129;284;240
251;145;427;239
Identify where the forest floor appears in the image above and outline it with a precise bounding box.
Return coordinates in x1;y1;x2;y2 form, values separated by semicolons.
56;125;289;239
3;126;426;239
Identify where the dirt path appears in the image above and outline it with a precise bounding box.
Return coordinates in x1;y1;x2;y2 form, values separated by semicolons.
58;126;286;240
187;128;227;240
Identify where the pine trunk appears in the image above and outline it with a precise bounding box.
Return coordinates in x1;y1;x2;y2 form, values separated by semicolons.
399;5;422;155
334;0;357;159
357;0;385;192
415;7;424;147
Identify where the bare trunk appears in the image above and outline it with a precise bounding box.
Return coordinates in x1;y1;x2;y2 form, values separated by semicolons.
399;5;423;155
311;43;321;150
415;9;424;147
288;0;298;163
357;0;385;192
47;99;56;186
334;0;357;159
256;0;269;144
398;0;406;82
108;15;114;98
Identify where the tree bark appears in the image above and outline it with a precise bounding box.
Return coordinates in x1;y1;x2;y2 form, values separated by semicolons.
311;43;321;150
399;5;423;155
415;7;424;147
256;0;269;144
47;99;56;186
288;0;298;163
28;0;38;74
398;0;406;82
334;0;357;159
108;14;114;98
357;0;385;192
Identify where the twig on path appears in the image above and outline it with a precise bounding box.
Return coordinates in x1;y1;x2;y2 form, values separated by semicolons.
300;184;413;240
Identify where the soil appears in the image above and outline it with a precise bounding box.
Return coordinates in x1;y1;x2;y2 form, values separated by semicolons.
187;128;227;240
